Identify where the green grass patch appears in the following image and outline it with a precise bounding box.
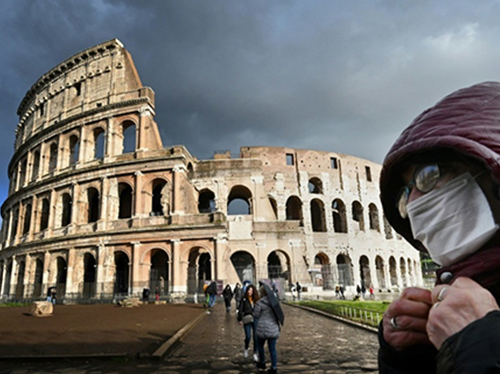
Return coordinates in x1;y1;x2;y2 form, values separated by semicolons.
294;300;390;327
0;302;32;308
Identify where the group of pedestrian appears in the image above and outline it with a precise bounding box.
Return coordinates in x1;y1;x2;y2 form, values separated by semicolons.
215;280;283;373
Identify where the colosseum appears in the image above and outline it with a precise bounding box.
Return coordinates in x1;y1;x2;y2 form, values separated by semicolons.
0;39;422;302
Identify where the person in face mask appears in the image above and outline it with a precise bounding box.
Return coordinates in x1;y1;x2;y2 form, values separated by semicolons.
378;82;500;373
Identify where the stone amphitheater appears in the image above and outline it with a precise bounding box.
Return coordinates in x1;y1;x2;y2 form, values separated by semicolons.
0;39;422;302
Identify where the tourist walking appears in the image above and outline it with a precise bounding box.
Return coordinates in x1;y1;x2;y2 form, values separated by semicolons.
254;283;284;374
237;284;259;361
206;281;217;310
295;282;301;300
233;283;242;312
223;284;233;313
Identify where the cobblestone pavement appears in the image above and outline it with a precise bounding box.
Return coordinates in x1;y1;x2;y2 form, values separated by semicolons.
0;303;379;373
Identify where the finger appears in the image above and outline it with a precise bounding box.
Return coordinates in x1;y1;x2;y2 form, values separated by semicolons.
451;277;482;289
384;328;431;350
387;314;428;332
431;285;448;304
387;298;432;320
400;287;433;305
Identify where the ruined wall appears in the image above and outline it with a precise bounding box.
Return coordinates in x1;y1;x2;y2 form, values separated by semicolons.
0;39;422;302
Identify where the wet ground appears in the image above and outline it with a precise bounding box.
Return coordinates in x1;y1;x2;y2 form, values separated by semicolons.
0;302;379;373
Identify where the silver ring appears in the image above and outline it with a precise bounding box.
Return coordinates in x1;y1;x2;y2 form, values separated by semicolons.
390;316;398;329
437;287;447;302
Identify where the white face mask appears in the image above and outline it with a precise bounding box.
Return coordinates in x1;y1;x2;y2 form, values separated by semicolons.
407;172;498;267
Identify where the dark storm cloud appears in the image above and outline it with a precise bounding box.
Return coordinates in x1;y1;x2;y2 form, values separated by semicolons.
3;0;500;206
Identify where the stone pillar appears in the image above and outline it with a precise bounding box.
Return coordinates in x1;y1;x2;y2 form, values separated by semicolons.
65;249;76;298
138;106;153;151
0;261;6;298
171;167;185;215
134;171;144;218
47;189;56;235
10;256;18;297
41;251;51;297
23;255;31;299
171;239;183;293
98;177;109;230
131;241;142;296
70;183;79;229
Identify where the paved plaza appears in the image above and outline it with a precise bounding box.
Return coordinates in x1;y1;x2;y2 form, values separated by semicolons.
0;302;379;373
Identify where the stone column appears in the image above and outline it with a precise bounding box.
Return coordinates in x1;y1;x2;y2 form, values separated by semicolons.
23;255;31;299
70;183;79;230
171;239;183;293
171;167;185;215
65;249;76;299
41;251;51;297
131;241;142;296
98;177;109;231
47;189;56;236
0;261;6;299
134;171;144;218
138;106;153;151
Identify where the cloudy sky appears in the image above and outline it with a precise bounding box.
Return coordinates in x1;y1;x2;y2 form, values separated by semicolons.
2;0;500;207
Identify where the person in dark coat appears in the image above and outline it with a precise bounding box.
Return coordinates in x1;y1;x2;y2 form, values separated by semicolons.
237;284;259;361
378;82;500;373
233;283;242;312
206;281;217;309
222;284;233;313
253;284;282;374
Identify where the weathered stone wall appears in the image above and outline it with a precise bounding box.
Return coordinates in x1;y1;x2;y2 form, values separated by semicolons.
0;39;422;302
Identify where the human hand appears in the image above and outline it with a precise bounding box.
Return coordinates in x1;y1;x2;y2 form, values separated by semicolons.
427;277;499;349
382;287;433;350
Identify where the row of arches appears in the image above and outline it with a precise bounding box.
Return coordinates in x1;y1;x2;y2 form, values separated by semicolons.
12;120;137;194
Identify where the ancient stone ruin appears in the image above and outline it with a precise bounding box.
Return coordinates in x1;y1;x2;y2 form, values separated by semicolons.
0;39;422;303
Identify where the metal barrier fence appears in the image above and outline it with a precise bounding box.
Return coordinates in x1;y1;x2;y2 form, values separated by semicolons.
339;305;384;327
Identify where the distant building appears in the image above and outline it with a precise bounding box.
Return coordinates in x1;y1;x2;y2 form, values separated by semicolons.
0;39;422;302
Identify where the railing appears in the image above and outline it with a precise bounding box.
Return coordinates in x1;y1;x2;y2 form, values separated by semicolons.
338;305;383;328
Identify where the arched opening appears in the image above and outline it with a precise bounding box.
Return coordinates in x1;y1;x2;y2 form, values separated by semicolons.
122;121;136;154
56;257;67;300
152;179;168;216
308;177;323;194
19;159;27;187
118;183;133;219
389;256;397;288
87;187;100;223
313;253;333;290
310;199;326;232
69;135;79;165
369;203;380;231
83;253;96;298
352;201;365;231
227;185;252;215
359;255;371;289
40;198;50;231
187;248;211;294
114;251;130;296
49;142;58;173
376;255;386;290
33;259;43;298
286;196;303;226
3;261;12;297
332;199;347;233
94;128;105;159
150;250;169;296
337;254;353;286
10;207;19;243
230;251;255;284
61;193;72;227
31;150;40;181
15;261;25;300
22;203;32;235
267;252;282;279
383;215;393;239
400;257;408;287
198;189;216;213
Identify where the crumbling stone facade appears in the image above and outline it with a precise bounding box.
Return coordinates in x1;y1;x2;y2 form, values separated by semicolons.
0;39;422;302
